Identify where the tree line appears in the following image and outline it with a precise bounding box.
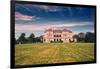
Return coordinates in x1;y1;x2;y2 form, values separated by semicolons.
15;32;95;44
15;33;43;44
73;32;95;42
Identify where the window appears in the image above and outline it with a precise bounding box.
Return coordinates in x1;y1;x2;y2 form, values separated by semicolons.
59;39;61;41
54;35;61;37
59;35;61;37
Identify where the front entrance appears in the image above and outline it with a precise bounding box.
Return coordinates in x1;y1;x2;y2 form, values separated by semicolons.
51;39;63;43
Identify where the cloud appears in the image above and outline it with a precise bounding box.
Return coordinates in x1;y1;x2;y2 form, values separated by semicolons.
15;12;40;22
31;5;62;12
89;30;94;33
15;12;33;21
15;22;94;32
48;22;93;28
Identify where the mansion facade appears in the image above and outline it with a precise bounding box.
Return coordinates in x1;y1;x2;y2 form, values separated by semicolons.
43;29;76;43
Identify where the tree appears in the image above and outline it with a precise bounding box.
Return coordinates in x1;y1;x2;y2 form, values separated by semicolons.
27;33;35;43
33;35;43;43
73;34;79;39
17;33;27;44
39;35;43;42
73;34;79;42
85;32;95;42
78;32;85;42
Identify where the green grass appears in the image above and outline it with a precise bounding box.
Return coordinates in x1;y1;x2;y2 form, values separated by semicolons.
15;43;95;65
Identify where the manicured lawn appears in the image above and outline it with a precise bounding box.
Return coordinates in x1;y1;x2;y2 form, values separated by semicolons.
15;43;95;65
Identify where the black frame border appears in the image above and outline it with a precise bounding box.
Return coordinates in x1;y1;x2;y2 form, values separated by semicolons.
10;1;97;68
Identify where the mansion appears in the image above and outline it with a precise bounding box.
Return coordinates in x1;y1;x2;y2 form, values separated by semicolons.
43;29;77;43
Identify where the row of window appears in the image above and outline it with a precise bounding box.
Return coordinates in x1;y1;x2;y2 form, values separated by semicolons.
54;35;61;37
54;39;62;41
47;34;67;37
43;39;70;42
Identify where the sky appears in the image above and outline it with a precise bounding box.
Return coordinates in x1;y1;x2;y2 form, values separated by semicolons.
15;3;95;39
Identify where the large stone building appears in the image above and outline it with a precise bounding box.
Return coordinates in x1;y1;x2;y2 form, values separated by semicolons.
43;29;75;43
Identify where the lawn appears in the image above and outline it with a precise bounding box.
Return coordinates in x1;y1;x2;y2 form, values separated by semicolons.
15;43;95;65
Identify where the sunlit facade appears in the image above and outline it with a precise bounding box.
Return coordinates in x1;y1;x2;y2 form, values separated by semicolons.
43;29;75;43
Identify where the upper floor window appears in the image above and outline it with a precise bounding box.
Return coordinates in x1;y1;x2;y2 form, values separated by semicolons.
54;35;61;37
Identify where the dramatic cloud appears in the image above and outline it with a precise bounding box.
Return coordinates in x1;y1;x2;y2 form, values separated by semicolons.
31;5;62;12
15;22;94;32
15;12;33;21
15;4;95;38
15;12;40;22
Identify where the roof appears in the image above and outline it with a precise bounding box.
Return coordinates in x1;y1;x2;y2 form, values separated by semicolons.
44;29;72;33
53;30;62;33
62;29;72;33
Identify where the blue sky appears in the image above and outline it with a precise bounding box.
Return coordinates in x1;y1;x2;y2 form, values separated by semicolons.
15;4;95;39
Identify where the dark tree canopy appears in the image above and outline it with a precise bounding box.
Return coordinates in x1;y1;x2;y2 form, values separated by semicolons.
78;32;85;42
73;32;95;43
85;32;95;42
78;32;85;38
73;34;79;39
28;33;35;39
27;33;35;43
17;33;27;44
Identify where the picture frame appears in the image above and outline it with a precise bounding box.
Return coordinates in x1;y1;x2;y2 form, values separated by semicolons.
11;1;96;68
